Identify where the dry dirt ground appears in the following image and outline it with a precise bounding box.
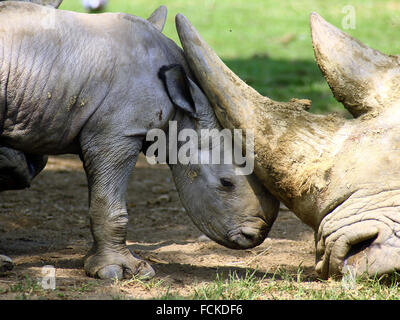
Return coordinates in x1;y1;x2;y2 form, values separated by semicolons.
0;154;318;299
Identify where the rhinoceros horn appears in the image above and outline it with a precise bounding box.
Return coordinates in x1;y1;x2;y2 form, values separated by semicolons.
310;13;400;118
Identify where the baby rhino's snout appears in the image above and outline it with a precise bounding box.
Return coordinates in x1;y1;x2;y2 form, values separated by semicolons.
227;220;268;249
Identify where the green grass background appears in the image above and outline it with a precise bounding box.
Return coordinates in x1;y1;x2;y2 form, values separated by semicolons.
60;0;400;114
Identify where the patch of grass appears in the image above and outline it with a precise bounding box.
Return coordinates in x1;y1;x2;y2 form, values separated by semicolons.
110;276;176;300
191;269;265;300
8;275;45;299
158;286;188;300
117;276;165;291
152;267;400;300
71;280;99;293
264;269;400;300
8;268;399;300
225;57;342;114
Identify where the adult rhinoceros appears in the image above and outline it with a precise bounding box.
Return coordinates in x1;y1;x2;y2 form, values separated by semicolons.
0;2;279;279
177;13;400;279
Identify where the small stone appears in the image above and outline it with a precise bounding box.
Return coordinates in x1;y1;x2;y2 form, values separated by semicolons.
197;234;211;242
151;185;169;194
147;194;171;205
155;194;170;203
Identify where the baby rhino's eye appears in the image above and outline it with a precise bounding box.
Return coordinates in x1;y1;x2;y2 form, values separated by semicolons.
220;178;234;188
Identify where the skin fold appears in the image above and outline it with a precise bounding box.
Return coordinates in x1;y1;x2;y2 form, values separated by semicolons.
0;2;278;280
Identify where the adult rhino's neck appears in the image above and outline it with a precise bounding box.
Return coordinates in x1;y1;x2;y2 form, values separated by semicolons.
266;118;353;230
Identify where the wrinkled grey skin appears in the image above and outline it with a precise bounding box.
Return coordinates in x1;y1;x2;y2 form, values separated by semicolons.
0;2;279;279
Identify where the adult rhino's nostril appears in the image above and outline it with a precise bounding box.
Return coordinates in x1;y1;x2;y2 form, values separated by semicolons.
343;235;379;276
345;236;378;262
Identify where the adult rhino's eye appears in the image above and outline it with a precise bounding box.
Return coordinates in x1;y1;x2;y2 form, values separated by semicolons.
220;178;234;188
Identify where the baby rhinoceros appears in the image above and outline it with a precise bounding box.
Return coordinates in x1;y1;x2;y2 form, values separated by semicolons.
0;2;279;279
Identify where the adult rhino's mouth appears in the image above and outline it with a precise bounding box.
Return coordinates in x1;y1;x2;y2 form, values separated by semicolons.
316;189;400;279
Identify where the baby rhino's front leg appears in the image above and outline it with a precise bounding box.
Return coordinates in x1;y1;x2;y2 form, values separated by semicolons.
81;136;155;280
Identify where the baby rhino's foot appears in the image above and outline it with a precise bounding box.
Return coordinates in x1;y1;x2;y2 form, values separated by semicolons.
84;249;155;280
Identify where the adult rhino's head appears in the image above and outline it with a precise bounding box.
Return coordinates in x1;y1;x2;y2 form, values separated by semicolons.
176;12;400;279
154;64;279;250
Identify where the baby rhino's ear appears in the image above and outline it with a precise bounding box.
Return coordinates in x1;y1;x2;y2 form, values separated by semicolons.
147;5;168;32
159;64;209;119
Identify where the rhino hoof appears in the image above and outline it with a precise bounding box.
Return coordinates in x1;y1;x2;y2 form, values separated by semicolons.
85;248;156;280
96;261;155;280
122;260;156;280
97;265;124;280
0;255;14;273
